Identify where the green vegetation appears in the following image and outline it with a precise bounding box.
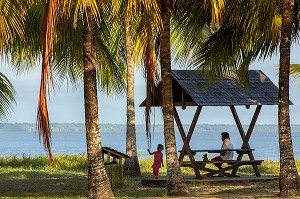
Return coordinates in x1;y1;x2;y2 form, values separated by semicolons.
1;123;300;133
0;154;297;198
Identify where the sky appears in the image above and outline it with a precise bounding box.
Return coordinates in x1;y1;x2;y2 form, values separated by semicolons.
1;45;300;125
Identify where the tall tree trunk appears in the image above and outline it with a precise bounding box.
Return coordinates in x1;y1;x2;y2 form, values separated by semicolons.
124;9;141;176
279;0;300;197
83;7;114;199
160;0;189;196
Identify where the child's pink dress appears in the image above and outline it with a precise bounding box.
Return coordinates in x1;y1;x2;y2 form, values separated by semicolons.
152;151;163;178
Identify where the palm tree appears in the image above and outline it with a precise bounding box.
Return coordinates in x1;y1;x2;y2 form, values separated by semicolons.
174;0;300;196
123;4;141;176
156;0;226;195
160;0;189;196
112;0;189;192
278;0;300;196
82;7;115;198
29;0;125;197
122;0;190;194
117;0;162;177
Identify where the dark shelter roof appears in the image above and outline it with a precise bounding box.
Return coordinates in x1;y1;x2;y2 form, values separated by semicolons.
141;70;289;107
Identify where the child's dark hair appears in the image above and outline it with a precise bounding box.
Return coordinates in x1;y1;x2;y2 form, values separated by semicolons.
157;144;164;150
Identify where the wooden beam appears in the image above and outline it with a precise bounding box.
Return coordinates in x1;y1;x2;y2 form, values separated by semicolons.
174;102;198;106
174;109;188;164
242;105;262;148
181;89;186;110
107;152;111;162
230;105;261;177
174;106;202;179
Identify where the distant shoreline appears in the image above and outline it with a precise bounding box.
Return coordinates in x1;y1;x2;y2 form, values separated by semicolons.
1;123;300;133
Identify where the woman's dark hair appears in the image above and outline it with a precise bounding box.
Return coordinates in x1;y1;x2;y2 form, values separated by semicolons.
157;144;164;150
221;132;230;139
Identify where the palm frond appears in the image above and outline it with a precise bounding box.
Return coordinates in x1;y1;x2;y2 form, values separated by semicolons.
188;0;282;84
39;0;62;166
290;63;300;86
0;72;16;121
0;0;26;50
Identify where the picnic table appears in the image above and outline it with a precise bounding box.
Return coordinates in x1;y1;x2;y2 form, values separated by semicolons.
179;149;263;177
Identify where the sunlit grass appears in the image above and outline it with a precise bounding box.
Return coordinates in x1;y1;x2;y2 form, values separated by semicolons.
0;154;87;171
0;155;297;198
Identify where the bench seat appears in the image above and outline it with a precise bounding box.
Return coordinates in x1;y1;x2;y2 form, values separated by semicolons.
181;160;263;168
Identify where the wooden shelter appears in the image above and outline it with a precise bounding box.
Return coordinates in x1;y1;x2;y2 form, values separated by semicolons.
141;70;289;179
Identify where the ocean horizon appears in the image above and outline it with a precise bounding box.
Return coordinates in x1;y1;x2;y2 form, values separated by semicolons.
0;127;300;161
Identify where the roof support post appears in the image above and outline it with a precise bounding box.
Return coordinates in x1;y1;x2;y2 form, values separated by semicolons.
174;106;202;179
230;105;262;177
181;88;186;110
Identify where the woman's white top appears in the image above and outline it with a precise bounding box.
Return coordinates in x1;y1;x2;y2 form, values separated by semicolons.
220;139;234;160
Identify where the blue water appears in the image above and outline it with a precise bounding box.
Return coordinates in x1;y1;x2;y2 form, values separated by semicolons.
0;130;300;161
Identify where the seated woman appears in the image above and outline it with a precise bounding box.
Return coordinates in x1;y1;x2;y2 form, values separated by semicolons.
211;132;234;169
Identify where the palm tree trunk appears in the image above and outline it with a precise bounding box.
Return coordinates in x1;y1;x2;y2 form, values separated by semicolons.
83;7;114;199
123;9;141;176
160;0;189;196
279;0;300;196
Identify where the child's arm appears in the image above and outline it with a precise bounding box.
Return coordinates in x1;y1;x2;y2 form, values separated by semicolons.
147;149;154;155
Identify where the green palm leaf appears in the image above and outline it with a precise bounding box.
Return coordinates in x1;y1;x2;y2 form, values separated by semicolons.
0;72;16;121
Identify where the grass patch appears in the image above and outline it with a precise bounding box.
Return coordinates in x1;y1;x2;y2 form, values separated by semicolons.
114;188;166;198
0;155;295;198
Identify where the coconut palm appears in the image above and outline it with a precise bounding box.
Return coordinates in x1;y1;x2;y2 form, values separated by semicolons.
81;7;115;198
6;0;126;197
159;0;190;196
174;0;300;196
122;2;141;176
122;0;190;194
41;1;128;196
111;0;161;177
154;0;226;195
278;0;300;196
110;0;189;193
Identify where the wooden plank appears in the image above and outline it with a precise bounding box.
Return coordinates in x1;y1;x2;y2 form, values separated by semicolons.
179;149;254;153
174;106;202;179
181;160;263;164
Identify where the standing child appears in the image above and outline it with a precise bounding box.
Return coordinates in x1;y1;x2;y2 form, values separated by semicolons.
147;144;164;179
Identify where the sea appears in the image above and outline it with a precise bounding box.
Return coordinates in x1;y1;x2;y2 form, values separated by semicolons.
0;130;300;161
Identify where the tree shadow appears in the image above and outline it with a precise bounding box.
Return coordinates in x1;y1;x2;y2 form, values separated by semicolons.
0;170;87;197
